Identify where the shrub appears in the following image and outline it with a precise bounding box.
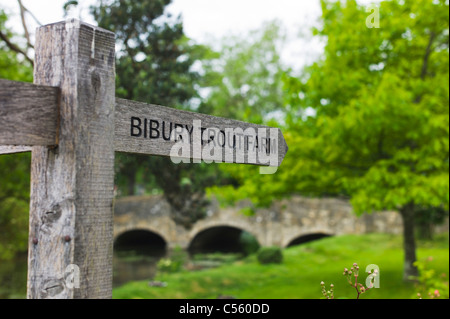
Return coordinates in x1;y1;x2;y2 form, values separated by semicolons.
240;231;261;255
156;246;187;273
157;258;182;273
257;246;283;265
413;256;449;299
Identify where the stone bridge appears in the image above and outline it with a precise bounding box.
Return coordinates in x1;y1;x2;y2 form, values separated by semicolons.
113;195;404;252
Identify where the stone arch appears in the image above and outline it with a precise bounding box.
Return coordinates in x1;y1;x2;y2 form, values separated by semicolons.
189;220;261;244
188;222;261;255
283;231;334;248
114;227;169;255
113;213;177;247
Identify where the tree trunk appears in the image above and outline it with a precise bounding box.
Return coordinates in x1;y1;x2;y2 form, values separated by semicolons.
417;221;433;240
151;158;208;229
399;203;419;281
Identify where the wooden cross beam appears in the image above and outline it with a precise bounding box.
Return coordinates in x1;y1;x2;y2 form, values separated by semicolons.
0;19;288;299
0;79;59;147
1;86;288;166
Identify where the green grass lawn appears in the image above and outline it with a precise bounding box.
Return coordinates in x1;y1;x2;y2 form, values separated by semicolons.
112;232;449;299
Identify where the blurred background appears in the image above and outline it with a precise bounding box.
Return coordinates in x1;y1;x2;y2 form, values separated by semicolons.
0;0;448;299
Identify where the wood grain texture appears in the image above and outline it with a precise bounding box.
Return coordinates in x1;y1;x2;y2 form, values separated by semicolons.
115;98;288;166
27;19;116;299
0;79;59;146
0;145;32;155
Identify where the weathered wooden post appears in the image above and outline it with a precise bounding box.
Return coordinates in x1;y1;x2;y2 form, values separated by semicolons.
27;20;116;299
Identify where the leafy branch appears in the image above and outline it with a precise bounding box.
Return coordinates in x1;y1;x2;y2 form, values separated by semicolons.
0;0;40;66
0;29;33;66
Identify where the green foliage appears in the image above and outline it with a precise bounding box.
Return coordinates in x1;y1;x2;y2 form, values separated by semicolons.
0;10;33;82
157;258;183;274
0;153;31;260
412;256;449;299
414;206;449;239
156;246;187;274
289;0;449;215
222;0;449;213
92;0;201;108
63;1;79;13
257;246;283;265
199;20;287;124
239;231;261;255
0;9;33;261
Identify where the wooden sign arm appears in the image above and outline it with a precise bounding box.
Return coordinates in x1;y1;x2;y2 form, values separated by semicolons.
0;79;59;148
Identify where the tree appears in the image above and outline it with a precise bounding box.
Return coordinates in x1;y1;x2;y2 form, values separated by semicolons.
199;20;287;124
0;9;33;81
413;205;448;240
215;0;449;281
301;0;449;281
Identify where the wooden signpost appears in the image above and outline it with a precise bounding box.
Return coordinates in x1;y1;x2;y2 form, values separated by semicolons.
115;98;288;167
0;20;288;299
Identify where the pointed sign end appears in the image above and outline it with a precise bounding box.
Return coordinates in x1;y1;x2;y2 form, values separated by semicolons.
279;132;289;166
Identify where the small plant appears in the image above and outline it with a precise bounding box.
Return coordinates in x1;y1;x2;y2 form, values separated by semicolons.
320;262;377;299
257;246;283;265
343;263;376;299
320;281;334;299
156;246;188;274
